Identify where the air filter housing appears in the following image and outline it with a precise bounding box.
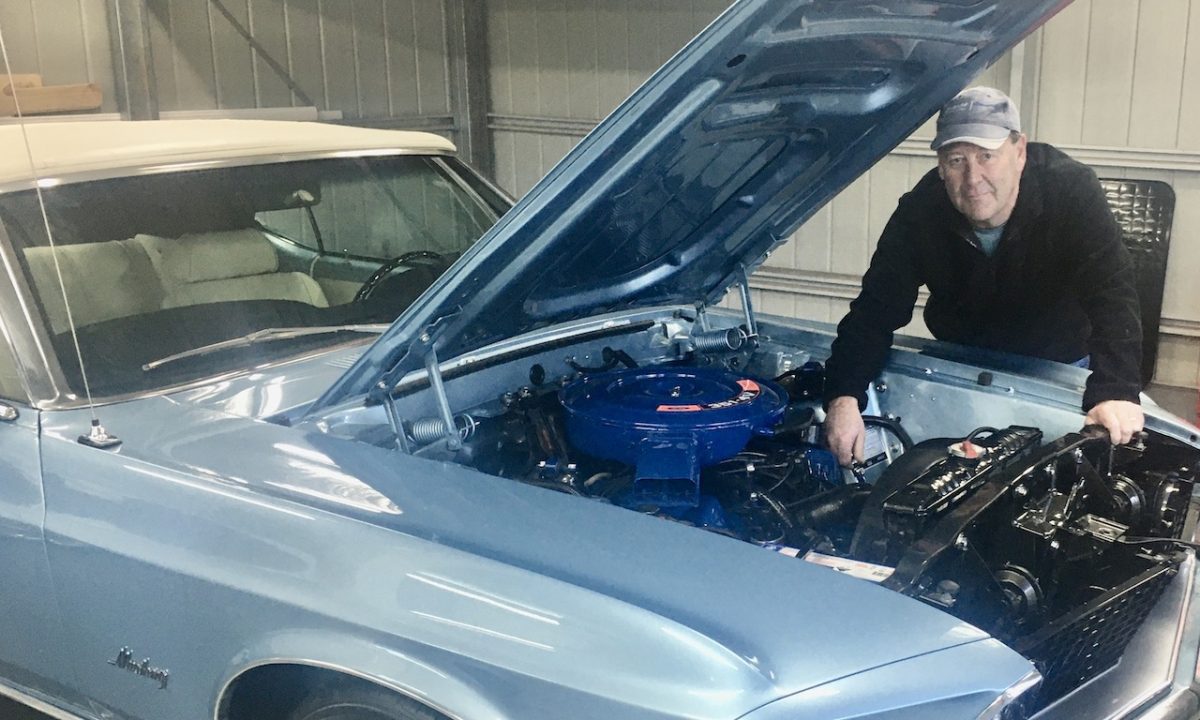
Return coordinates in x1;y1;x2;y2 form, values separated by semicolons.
560;367;787;508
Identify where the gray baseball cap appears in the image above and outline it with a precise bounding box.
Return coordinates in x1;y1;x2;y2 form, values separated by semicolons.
930;86;1022;151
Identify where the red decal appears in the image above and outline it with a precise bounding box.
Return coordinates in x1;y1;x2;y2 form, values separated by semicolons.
737;379;760;393
657;404;703;412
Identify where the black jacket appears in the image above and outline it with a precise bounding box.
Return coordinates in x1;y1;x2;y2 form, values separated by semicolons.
823;143;1142;411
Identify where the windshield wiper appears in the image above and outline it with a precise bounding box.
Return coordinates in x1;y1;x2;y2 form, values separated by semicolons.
142;324;387;372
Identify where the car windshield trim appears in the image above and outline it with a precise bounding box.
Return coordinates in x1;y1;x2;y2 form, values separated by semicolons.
142;324;387;372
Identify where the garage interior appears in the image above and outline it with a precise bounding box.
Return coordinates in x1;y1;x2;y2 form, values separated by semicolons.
0;0;1196;419
0;2;1198;719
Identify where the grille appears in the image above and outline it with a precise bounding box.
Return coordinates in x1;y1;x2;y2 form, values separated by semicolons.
1014;557;1182;711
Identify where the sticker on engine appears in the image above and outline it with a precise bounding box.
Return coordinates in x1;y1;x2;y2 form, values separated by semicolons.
802;551;895;583
656;379;761;413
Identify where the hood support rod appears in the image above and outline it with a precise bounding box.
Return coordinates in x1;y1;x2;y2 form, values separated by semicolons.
737;265;758;342
425;348;463;451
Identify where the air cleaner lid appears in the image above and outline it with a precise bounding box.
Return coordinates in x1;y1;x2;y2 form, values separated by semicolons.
559;367;787;431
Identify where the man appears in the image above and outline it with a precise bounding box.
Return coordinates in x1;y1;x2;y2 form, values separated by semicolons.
823;86;1144;466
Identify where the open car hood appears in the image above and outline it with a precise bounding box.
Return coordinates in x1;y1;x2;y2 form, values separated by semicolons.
313;0;1070;413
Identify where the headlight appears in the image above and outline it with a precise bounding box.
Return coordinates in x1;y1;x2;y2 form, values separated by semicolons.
976;669;1043;720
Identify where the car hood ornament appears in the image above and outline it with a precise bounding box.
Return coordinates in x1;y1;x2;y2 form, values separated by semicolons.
311;0;1071;414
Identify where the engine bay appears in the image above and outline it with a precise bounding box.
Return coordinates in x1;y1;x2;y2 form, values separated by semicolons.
324;311;1200;711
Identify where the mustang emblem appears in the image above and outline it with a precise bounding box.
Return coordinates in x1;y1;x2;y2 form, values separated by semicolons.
108;646;169;689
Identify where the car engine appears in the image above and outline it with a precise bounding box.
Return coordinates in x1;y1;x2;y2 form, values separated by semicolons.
372;325;1199;712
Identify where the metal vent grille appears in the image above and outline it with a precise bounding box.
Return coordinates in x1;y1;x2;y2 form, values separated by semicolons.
1015;557;1180;710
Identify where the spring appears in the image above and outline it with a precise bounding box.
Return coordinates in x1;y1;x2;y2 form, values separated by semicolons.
409;414;477;446
692;327;747;353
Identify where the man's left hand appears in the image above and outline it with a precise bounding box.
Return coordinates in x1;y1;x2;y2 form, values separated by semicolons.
1085;400;1144;445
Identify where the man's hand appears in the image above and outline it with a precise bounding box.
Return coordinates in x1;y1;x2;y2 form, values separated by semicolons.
824;396;866;467
1084;400;1144;445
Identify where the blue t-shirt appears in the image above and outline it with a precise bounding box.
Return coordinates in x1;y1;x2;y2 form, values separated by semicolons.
974;228;1003;259
974;225;1005;256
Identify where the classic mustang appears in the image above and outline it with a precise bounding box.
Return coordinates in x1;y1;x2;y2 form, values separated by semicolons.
1;1;1198;719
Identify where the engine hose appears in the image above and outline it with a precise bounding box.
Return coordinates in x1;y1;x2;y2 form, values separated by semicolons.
862;415;914;451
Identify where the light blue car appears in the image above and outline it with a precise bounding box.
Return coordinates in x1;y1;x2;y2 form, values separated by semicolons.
1;1;1198;719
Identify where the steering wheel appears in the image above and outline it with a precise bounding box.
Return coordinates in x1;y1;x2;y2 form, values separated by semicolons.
353;250;448;303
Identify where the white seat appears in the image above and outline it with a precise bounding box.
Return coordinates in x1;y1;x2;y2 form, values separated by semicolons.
138;229;329;309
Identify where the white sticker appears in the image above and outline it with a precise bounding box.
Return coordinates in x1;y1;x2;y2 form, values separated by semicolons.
802;550;895;583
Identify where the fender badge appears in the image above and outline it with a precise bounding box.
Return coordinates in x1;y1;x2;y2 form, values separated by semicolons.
108;646;170;689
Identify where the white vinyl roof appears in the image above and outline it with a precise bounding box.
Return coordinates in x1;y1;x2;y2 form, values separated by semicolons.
0;119;457;187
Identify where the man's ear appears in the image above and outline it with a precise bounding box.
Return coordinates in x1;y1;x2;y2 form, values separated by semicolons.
1015;133;1028;164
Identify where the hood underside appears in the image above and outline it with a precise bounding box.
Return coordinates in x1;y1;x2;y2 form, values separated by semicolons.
314;0;1070;413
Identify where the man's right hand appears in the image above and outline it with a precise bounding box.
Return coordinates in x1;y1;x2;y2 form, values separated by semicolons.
825;395;866;467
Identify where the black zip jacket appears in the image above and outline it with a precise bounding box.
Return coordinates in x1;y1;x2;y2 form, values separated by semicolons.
823;143;1142;412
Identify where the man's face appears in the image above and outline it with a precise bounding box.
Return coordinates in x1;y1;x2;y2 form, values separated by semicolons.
937;134;1027;228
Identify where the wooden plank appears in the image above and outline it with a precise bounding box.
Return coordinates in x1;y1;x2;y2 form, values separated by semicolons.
1178;1;1200;150
413;0;449;115
564;0;599;120
1080;0;1138;146
285;0;327;109
319;0;359;117
1;74;42;89
0;83;102;116
1128;0;1188;149
385;0;421;116
209;0;257;108
245;0;294;108
1033;0;1090;144
535;0;569;118
168;0;219;109
353;0;389;117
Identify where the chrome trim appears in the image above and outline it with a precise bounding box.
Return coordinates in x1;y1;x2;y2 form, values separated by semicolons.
976;669;1043;720
383;305;693;396
0;147;455;196
0;679;94;720
214;658;472;720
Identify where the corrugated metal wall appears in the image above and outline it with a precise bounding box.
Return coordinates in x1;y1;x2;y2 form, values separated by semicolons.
1;0;1197;389
484;0;1200;391
0;1;455;129
144;0;451;122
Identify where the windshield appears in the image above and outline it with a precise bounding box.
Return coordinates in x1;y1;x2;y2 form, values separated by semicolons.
0;155;506;397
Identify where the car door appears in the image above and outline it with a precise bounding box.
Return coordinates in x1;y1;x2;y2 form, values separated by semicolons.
0;340;83;710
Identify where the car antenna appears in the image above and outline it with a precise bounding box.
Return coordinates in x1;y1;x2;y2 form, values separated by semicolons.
0;30;120;449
